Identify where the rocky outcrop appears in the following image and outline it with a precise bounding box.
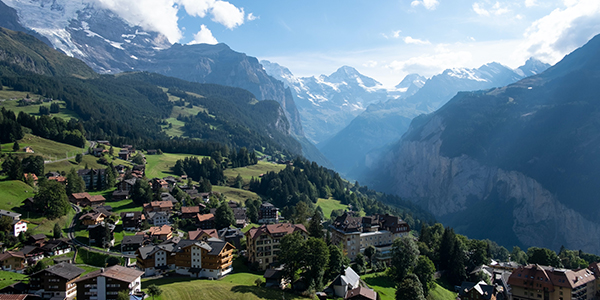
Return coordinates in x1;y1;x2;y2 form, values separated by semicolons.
378;115;600;252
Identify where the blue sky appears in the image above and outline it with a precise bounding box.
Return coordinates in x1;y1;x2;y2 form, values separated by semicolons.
101;0;600;87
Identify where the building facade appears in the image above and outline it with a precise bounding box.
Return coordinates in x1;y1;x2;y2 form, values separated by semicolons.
245;223;308;271
74;265;143;300
508;264;596;300
29;263;84;300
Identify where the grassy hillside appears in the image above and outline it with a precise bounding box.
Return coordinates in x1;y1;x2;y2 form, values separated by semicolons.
0;270;27;290
213;186;260;204
0;180;34;211
223;161;287;183
317;198;348;219
0;98;79;121
1;133;85;160
145;152;207;179
363;272;457;300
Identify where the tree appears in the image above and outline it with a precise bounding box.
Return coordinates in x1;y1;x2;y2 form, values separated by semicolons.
0;216;13;233
278;232;306;282
308;210;324;239
2;154;22;180
234;173;244;189
214;201;235;229
304;237;329;290
391;236;420;282
511;246;528;265
131;153;144;165
396;273;426;300
131;178;153;205
245;198;260;224
116;290;130;300
53;223;63;239
105;164;116;188
414;255;435;296
66;168;85;195
147;284;162;300
293;201;310;224
22;155;44;176
12;141;19;152
354;253;367;275
38;106;50;115
33;180;70;219
75;153;83;164
364;245;376;267
327;243;349;279
527;247;562;267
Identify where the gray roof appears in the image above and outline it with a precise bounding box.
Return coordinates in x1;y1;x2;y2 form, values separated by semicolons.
122;235;144;245
33;263;85;280
0;210;21;219
333;267;360;288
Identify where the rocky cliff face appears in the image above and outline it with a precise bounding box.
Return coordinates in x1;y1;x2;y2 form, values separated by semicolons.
379;115;600;252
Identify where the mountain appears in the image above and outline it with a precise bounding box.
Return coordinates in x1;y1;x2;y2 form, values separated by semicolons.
322;60;550;177
262;61;394;144
364;34;600;253
0;0;334;165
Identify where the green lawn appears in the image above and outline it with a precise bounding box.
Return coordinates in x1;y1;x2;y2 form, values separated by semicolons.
241;223;261;233
1;134;84;161
109;198;143;214
223;161;287;184
30;207;76;236
362;272;457;300
145;153;207;179
162;117;186;137
213;186;260;204
0;98;79;121
141;257;307;300
317;198;348;220
0;86;41;100
0;270;27;290
0;180;35;211
44;153;131;175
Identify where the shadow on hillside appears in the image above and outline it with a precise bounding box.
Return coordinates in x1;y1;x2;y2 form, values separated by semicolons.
230;285;304;300
363;274;395;288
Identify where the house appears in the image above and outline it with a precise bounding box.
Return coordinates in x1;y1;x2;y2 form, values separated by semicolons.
118;150;130;160
508;264;596;300
47;176;67;185
29;234;47;247
143;201;173;213
21;245;45;263
160;192;177;204
23;173;38;186
217;227;244;249
196;213;215;229
331;266;361;298
151;178;169;191
189;229;218;241
136;238;235;278
88;223;115;247
0;281;30;295
258;202;279;224
41;239;72;256
329;212;410;261
12;220;27;237
0;210;22;221
245;223;308;270
457;281;498;300
121;235;145;255
232;207;248;228
22;198;35;210
181;206;202;219
74;265;143;300
78;210;108;226
0;251;26;272
146;211;170;226
92;148;106;157
45;171;61;178
345;286;378;300
28;262;84;300
115;178;137;192
145;225;173;241
111;189;129;200
97;140;111;146
69;193;105;207
120;212;145;231
264;267;286;288
23;146;34;153
77;169;106;190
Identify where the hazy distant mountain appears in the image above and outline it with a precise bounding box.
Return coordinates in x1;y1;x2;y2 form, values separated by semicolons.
262;61;404;144
364;34;600;253
321;60;550;177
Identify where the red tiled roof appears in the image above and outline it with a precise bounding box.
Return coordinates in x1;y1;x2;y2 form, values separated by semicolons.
246;223;307;240
181;206;200;214
147;225;172;236
197;213;215;222
189;229;218;240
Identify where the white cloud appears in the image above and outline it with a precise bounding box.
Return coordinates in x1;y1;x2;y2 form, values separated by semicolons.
381;30;402;39
247;12;258;21
94;0;182;43
411;0;439;10
93;0;249;43
525;0;537;7
188;24;218;45
386;44;472;74
404;36;431;45
363;60;378;68
472;2;510;16
393;30;401;38
516;0;600;64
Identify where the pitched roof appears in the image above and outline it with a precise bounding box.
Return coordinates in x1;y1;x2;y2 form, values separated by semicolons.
75;265;143;284
0;251;25;260
508;264;596;290
0;210;21;219
181;206;201;214
0;295;28;300
122;235;145;245
147;225;172;236
32;262;84;280
345;286;377;300
245;223;308;240
71;192;90;200
189;228;218;240
144;201;173;209
197;213;215;222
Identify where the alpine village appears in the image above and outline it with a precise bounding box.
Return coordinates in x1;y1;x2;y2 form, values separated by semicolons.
0;1;599;300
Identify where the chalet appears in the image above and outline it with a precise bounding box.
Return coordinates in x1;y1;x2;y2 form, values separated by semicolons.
28;262;84;300
23;146;34;153
196;213;215;229
146;211;170;226
146;225;173;241
78;209;108;226
69;193;105;208
264;267;286;289
0;210;22;221
258;202;279;224
329;212;410;261
88;223;115;247
245;223;308;270
120;211;145;231
41;239;72;256
163;176;179;187
143;201;173;213
22;198;35;210
345;286;378;300
111;189;129;200
136;238;235;279
147;149;157;155
74;265;143;300
330;267;361;298
189;229;218;241
97;140;111;146
508;264;596;300
181;206;202;219
118;150;130;161
0;282;29;295
0;251;26;272
217;227;244;249
21;245;44;263
92;147;106;157
23;173;38;186
115;178;136;192
132;165;145;177
114;164;128;174
77;169;106;190
160;192;178;204
12;220;27;237
457;281;498;300
121;235;145;255
151;178;169;191
29;234;47;247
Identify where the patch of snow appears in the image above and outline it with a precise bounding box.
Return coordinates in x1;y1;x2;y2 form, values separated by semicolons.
130;55;138;60
446;68;488;82
122;34;136;39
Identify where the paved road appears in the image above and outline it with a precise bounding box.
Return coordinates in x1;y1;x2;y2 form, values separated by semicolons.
67;204;135;259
